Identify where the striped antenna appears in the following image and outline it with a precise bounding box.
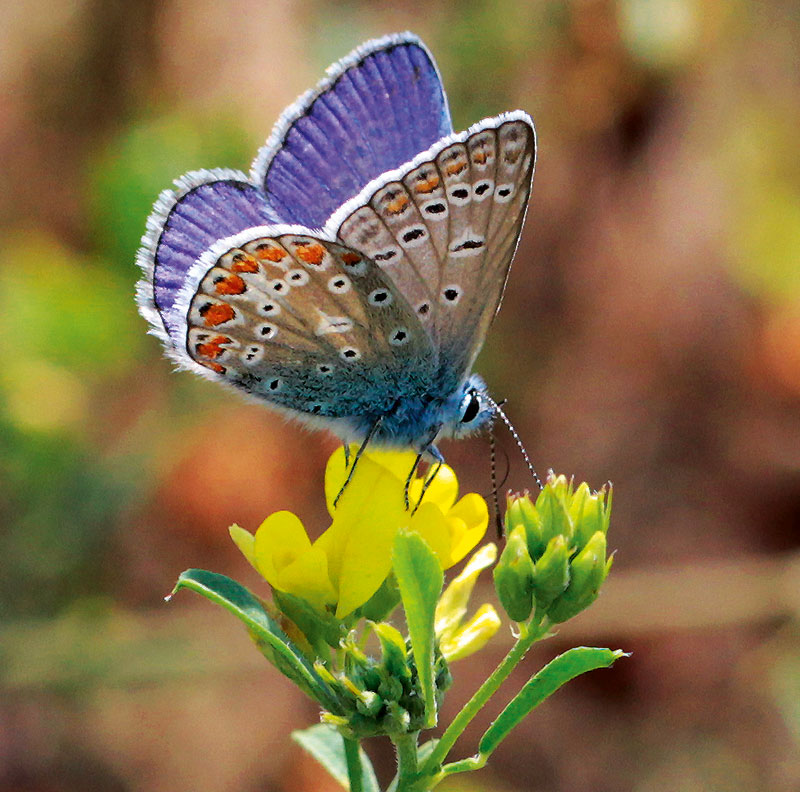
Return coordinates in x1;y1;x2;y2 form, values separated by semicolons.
486;397;543;491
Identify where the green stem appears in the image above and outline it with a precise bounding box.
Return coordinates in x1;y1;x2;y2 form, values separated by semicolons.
392;732;419;792
420;618;549;776
342;735;364;792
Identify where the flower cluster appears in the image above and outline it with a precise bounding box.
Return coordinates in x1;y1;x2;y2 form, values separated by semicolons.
230;446;489;620
171;450;620;792
494;473;613;624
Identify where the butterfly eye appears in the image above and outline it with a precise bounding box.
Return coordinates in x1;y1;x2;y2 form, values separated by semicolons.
460;391;482;424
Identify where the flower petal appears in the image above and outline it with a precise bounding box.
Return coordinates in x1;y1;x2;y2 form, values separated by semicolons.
408;502;452;566
408;463;459;512
277;545;337;611
229;524;257;570
329;456;407;618
253;511;312;586
440;603;501;662
444;493;489;566
325;446;418;516
435;542;497;642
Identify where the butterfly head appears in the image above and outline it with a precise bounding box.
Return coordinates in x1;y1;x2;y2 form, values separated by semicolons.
446;374;494;439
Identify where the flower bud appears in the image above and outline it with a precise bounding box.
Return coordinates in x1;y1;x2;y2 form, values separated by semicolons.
535;476;574;546
532;535;571;611
493;526;535;622
505;492;545;558
502;476;613;624
548;531;613;623
569;482;611;548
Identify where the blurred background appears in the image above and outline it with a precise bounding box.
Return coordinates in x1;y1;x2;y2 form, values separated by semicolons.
1;0;799;789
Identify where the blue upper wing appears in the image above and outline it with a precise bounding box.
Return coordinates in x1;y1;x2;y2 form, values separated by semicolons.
251;32;453;228
136;169;278;345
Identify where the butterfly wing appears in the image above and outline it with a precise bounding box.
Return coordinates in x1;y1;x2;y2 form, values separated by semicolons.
329;112;536;379
136;169;278;346
251;32;453;228
174;228;434;427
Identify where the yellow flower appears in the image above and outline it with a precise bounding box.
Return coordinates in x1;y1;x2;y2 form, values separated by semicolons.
435;543;502;661
230;446;489;618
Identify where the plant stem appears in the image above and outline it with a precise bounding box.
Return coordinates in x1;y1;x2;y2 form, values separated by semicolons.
343;735;364;792
392;732;419;792
420;618;549;776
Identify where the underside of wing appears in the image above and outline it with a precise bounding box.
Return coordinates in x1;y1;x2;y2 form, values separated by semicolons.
135;169;278;346
329;111;536;378
251;33;453;228
176;230;435;425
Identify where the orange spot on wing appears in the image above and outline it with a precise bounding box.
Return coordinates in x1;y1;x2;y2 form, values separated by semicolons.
255;244;287;262
445;161;467;176
231;254;259;273
195;335;232;359
204;361;226;374
414;175;440;194
386;194;410;214
200;302;236;326
214;274;246;295
472;151;488;164
341;252;362;265
296;242;325;266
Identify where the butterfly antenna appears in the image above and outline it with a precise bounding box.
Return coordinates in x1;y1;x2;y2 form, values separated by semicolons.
489;418;503;537
487;397;543;491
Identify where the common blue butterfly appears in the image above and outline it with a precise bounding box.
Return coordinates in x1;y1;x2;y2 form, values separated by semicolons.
136;33;536;466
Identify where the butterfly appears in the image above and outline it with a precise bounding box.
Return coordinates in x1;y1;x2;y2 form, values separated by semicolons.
136;32;536;472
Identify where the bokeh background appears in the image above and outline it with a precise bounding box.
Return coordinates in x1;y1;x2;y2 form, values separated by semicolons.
2;0;799;789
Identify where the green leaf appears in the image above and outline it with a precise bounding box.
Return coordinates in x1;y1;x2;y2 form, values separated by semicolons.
358;574;401;622
171;569;338;710
273;590;345;654
292;724;380;792
478;647;627;756
393;530;444;729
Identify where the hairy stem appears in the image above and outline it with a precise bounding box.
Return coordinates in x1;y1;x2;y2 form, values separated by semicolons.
343;735;363;792
421;618;550;776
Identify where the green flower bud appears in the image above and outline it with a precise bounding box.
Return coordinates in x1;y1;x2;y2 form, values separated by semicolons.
569;482;612;548
493;526;535;622
355;689;383;717
548;531;613;623
532;535;571;610
535;476;574;547
373;622;412;682
505;493;545;558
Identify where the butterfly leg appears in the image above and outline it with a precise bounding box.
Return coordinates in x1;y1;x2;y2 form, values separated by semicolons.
411;445;445;515
404;452;423;510
333;418;383;508
404;427;443;509
343;443;351;468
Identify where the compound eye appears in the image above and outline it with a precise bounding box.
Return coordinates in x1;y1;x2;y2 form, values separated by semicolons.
461;392;481;424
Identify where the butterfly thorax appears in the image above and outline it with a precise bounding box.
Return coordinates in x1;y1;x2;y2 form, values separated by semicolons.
342;372;491;450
